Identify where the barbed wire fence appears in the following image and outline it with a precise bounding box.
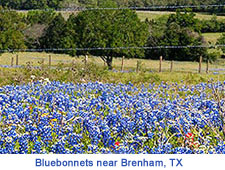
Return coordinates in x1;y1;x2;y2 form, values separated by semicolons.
0;4;225;74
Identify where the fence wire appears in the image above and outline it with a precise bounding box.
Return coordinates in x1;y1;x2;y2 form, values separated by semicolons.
0;44;224;53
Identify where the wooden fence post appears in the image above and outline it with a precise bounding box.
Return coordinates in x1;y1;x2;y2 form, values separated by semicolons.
16;54;19;66
206;60;209;74
199;56;202;73
136;60;139;73
121;56;124;71
170;60;173;72
41;59;45;70
11;57;14;67
159;56;162;72
49;55;52;67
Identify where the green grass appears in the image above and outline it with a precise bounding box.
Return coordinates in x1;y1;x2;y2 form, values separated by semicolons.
0;52;75;66
136;11;225;21
0;62;224;87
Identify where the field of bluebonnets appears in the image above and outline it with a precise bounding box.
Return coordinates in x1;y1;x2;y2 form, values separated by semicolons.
0;75;225;154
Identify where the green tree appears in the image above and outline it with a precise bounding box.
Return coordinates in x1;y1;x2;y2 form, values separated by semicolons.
0;0;63;9
166;10;202;33
145;11;207;61
23;10;56;49
217;34;225;53
39;13;76;55
26;10;56;25
0;7;26;54
72;0;148;69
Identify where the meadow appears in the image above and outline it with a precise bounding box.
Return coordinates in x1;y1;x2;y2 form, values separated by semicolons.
0;77;225;154
0;51;224;74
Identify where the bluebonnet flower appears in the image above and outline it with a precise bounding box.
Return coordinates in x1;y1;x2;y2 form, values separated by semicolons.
0;81;224;154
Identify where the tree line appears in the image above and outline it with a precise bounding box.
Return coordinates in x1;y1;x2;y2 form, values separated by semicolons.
0;0;224;13
0;1;225;69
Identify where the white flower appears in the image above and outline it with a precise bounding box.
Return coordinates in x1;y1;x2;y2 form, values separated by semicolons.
44;78;50;83
30;75;36;80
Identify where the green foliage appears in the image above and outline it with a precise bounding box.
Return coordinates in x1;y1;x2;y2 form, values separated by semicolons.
201;15;225;33
145;11;207;61
23;10;57;49
166;11;202;33
0;0;63;9
205;50;221;62
40;13;76;56
26;10;56;25
72;1;148;69
217;34;225;53
0;7;26;54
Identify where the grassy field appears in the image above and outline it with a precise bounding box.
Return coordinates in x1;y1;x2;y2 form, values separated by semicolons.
0;59;224;88
1;52;225;73
137;11;225;21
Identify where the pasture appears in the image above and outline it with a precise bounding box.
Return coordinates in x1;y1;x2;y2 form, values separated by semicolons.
137;11;225;21
0;49;224;73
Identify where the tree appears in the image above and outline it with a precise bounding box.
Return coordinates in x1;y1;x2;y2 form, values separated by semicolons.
72;0;148;69
0;0;63;9
0;7;27;54
23;10;56;49
217;34;225;53
166;10;202;33
145;11;207;61
39;13;76;55
26;10;56;25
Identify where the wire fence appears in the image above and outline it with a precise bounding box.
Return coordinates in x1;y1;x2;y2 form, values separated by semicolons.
1;53;225;75
0;44;225;53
